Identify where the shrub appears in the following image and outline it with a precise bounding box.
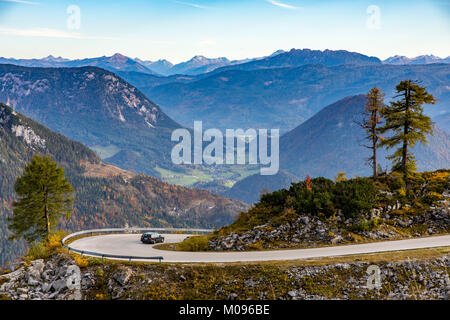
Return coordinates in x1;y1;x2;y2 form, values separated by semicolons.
334;171;347;182
290;178;335;217
178;236;209;251
25;230;68;261
95;267;104;277
334;178;377;218
73;255;89;268
422;191;443;205
48;231;66;249
260;189;288;209
371;217;381;228
26;240;52;261
353;218;371;232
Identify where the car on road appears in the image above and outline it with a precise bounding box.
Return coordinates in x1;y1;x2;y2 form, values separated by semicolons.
141;232;165;244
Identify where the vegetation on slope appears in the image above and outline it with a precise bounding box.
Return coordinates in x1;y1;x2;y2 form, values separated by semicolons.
0;103;247;266
204;170;449;250
1;238;448;300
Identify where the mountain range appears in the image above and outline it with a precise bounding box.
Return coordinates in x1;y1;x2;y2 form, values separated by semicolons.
2;50;448;78
383;55;450;65
0;53;157;75
0;64;182;177
0;103;247;266
0;52;260;77
133;50;288;76
1;48;448;204
142;63;450;133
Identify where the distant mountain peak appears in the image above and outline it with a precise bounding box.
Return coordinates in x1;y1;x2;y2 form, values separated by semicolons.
109;53;130;62
270;49;285;57
190;55;208;61
383;54;448;65
42;55;69;62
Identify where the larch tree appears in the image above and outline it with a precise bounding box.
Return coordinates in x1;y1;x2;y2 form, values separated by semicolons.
379;80;436;187
8;155;74;243
357;87;385;179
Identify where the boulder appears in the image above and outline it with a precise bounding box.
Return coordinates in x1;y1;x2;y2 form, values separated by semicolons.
113;267;133;286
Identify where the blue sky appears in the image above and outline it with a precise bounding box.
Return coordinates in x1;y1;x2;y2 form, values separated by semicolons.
0;0;449;62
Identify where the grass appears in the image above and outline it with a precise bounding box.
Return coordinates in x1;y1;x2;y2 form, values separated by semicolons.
154;235;209;251
155;166;214;186
76;246;449;300
90;144;121;159
155;164;259;187
25;231;68;261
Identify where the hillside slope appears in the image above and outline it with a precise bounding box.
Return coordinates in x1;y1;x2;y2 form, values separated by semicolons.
0;64;181;176
146;63;450;132
224;170;299;204
209;171;449;252
280;95;450;179
0;104;248;266
210;49;381;74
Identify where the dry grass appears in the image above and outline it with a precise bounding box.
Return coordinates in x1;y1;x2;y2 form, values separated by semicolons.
81;161;135;179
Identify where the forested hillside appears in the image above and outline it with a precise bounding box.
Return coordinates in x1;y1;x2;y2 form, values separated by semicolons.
0;64;180;177
144;63;450;132
0;104;247;266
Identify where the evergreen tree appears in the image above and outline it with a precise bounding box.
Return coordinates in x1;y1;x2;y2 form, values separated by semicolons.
357;87;385;179
8;155;74;243
379;80;436;186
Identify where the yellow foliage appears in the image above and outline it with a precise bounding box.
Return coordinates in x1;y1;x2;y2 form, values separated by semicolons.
429;171;449;180
73;255;89;268
95;293;106;300
428;191;443;199
334;171;347;182
48;231;66;249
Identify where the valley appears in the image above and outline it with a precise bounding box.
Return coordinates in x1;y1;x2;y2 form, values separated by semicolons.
0;104;248;266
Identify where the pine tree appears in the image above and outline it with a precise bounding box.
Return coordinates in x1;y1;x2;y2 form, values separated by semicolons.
379;80;436;186
8;155;74;243
357;87;385;179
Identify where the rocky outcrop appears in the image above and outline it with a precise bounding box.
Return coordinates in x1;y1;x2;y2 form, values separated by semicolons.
0;255;83;300
1;253;448;300
284;256;450;300
209;197;450;251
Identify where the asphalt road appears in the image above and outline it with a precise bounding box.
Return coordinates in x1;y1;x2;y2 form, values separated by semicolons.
68;234;450;263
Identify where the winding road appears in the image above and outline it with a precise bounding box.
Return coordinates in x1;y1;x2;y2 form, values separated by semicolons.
69;234;450;263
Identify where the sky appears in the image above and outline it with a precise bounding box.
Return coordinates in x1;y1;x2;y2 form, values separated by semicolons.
0;0;449;63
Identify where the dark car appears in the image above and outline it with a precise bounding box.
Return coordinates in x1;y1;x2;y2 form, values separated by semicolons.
141;232;165;244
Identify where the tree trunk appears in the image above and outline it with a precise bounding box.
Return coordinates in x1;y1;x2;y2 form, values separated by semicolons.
372;109;378;179
44;190;50;242
403;88;410;188
373;141;377;179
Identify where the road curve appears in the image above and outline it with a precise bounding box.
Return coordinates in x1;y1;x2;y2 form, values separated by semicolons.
69;234;450;263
